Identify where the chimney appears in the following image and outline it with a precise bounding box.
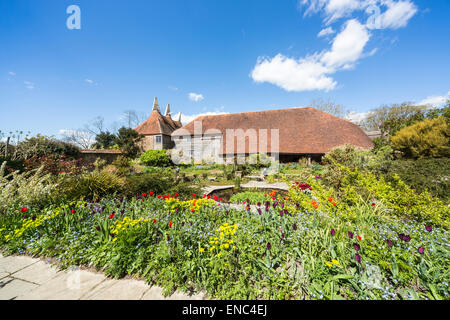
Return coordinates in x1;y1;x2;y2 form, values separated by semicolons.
165;104;171;117
152;97;160;111
177;112;182;122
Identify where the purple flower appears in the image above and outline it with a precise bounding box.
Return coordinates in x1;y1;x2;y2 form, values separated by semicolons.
425;225;432;232
257;208;262;215
355;254;361;263
267;242;271;250
280;211;284;217
265;206;269;212
280;203;284;209
95;226;100;231
181;222;185;227
281;233;285;239
418;247;424;254
330;229;336;236
257;202;261;207
348;232;354;239
273;201;278;209
293;224;297;231
404;235;411;242
353;243;360;251
386;239;393;247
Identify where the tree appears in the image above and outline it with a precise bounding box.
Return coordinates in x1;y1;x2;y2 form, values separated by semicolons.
83;116;106;136
92;131;117;149
121;110;149;128
361;103;428;136
391;117;450;159
114;127;144;158
60;130;94;149
310;98;349;118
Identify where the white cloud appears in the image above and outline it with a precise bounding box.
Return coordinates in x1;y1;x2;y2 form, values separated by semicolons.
366;0;417;30
251;54;336;92
188;93;204;102
85;79;93;84
169;86;178;91
251;19;369;92
318;26;336;37
321;19;370;69
24;81;35;90
8;71;16;76
417;91;450;108
180;111;229;125
300;0;417;28
345;111;369;124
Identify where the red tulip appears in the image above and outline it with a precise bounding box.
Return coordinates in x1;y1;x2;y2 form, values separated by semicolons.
20;208;28;213
109;212;115;219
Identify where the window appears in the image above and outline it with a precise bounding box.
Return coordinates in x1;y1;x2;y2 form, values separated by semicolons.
155;135;162;143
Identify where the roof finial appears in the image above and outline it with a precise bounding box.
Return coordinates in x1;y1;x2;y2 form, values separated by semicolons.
177;112;182;122
165;104;171;117
152;97;159;111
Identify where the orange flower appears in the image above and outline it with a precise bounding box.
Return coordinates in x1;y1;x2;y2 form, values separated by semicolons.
332;201;337;206
312;200;319;209
328;197;333;202
191;208;195;212
285;197;289;201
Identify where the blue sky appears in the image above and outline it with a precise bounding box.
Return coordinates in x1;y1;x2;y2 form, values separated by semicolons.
1;0;449;139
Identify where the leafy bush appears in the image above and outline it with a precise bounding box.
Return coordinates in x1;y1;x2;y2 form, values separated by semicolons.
24;154;86;176
0;157;25;174
391;117;450;159
0;162;59;214
140;150;171;167
379;158;450;201
14;135;81;160
59;169;127;201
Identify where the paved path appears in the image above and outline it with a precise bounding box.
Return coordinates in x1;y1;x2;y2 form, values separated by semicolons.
203;181;289;195
0;253;206;300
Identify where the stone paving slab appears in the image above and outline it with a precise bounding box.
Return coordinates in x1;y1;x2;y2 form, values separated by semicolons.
12;260;60;285
0;255;38;274
0;277;39;300
1;253;208;300
16;269;107;300
84;278;151;300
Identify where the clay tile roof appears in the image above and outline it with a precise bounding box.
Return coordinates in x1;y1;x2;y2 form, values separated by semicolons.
135;110;182;135
172;107;373;154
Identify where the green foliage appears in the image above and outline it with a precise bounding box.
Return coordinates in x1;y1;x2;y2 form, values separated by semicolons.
59;168;127;201
230;191;271;204
140;150;171;167
379;158;450;201
124;172;201;197
391;117;450;159
114;127;143;158
14;134;81;160
92;131;117;149
0;162;59;214
1;192;448;300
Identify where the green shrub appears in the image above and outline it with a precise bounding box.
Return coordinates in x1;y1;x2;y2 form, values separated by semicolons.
14;134;81;160
391;117;450;159
0;162;59;213
60;169;126;201
379;158;450;201
140;150;171;167
230;191;272;204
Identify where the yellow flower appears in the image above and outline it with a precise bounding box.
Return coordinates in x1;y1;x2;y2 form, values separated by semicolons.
199;248;204;253
325;261;333;268
210;246;215;251
331;259;340;266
